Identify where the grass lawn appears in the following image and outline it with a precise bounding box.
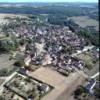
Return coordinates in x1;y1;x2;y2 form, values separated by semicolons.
0;54;17;76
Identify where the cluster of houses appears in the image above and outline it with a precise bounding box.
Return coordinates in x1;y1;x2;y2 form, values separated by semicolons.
1;17;91;73
90;47;99;60
4;19;86;74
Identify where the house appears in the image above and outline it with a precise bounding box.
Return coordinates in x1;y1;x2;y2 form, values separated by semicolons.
42;54;52;66
18;67;27;75
19;44;26;52
38;84;50;93
86;79;96;94
24;55;31;66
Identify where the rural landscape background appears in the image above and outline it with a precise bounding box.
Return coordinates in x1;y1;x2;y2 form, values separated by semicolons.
0;0;99;100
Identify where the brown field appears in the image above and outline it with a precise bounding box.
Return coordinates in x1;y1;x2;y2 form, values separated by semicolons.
69;16;99;31
0;13;27;25
28;67;85;100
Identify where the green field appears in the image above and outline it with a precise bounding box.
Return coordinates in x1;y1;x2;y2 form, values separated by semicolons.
70;16;98;31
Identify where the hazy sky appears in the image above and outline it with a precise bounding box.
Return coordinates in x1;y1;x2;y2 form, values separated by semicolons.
0;0;98;3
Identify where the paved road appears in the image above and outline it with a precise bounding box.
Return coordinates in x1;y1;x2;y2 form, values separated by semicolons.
72;67;89;79
91;72;99;79
0;77;7;80
72;46;94;57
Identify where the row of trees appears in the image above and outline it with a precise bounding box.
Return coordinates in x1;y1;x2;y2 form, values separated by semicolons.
68;20;99;46
77;29;99;46
47;14;67;25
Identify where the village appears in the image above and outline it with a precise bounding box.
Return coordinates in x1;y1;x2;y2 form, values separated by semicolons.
0;14;99;100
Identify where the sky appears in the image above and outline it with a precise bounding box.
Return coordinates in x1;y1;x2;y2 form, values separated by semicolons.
0;0;98;3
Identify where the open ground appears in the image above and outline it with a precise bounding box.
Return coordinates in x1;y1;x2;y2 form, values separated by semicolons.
28;67;85;100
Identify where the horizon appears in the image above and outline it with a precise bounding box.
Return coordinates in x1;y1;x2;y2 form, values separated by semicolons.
0;0;98;3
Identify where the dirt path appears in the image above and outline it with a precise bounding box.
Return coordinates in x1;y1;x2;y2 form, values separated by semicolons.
56;74;85;100
30;67;86;100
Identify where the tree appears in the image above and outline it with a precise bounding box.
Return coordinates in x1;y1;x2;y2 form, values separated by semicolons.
14;61;24;67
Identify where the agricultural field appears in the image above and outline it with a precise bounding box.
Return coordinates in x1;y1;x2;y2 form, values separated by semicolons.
69;16;99;31
0;13;28;25
0;54;17;76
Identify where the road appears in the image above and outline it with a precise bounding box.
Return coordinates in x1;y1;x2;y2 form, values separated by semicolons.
91;72;99;79
71;45;99;79
0;71;17;93
0;77;7;80
72;46;94;57
73;67;89;79
0;37;10;41
56;72;85;100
